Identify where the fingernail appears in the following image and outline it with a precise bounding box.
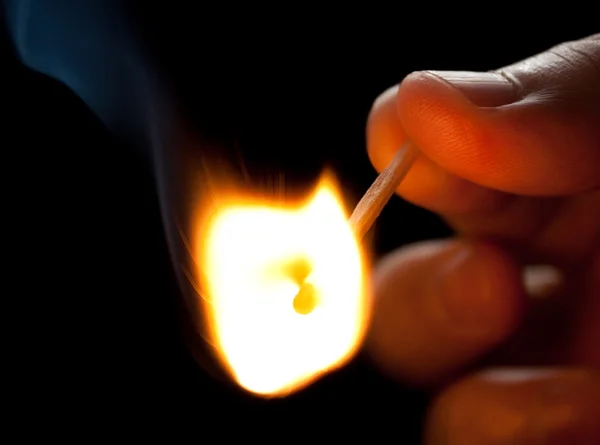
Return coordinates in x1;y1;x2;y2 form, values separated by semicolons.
480;368;563;384
425;70;520;107
439;246;494;324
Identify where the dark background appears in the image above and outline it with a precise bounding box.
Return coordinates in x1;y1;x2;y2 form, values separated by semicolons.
2;4;595;439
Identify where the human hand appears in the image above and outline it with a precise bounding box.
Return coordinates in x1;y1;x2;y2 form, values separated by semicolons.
366;34;600;443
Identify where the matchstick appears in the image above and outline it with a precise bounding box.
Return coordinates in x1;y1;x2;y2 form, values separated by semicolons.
348;141;419;240
293;141;419;314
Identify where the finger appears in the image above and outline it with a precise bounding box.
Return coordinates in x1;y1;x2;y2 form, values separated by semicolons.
368;86;600;266
425;368;600;445
367;239;524;387
367;35;600;266
367;86;513;216
397;33;600;196
366;86;560;249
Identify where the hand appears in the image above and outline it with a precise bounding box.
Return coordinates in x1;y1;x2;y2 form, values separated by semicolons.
366;34;600;443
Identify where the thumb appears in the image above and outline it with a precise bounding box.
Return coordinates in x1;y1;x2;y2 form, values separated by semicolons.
397;33;600;196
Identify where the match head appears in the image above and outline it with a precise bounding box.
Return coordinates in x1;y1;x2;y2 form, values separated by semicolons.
293;282;318;315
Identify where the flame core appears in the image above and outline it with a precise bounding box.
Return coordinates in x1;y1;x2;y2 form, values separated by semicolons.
200;178;368;396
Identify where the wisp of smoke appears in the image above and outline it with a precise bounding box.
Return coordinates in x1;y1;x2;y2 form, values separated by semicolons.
3;0;249;384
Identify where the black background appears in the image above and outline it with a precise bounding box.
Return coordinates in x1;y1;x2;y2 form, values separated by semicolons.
2;5;595;439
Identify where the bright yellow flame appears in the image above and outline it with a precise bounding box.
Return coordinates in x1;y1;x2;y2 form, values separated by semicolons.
200;178;368;396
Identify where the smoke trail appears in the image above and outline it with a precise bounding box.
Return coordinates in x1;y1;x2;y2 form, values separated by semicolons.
2;0;225;376
3;0;158;141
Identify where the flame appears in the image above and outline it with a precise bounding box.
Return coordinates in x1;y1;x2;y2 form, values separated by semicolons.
199;176;369;396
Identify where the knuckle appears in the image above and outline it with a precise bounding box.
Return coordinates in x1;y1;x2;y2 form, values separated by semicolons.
550;37;600;89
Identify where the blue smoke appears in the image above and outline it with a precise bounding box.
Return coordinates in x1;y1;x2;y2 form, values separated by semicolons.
3;0;162;142
2;0;215;364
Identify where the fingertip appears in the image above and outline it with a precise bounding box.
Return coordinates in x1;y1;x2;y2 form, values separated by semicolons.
366;84;405;173
367;240;524;387
440;242;524;336
366;79;511;216
396;70;494;184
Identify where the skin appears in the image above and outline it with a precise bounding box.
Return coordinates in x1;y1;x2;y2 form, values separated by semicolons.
365;34;600;444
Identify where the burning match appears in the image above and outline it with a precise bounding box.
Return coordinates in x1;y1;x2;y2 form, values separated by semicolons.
292;141;419;315
201;140;419;396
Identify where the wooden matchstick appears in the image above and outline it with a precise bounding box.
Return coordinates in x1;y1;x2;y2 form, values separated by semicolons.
292;142;418;314
348;141;419;240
